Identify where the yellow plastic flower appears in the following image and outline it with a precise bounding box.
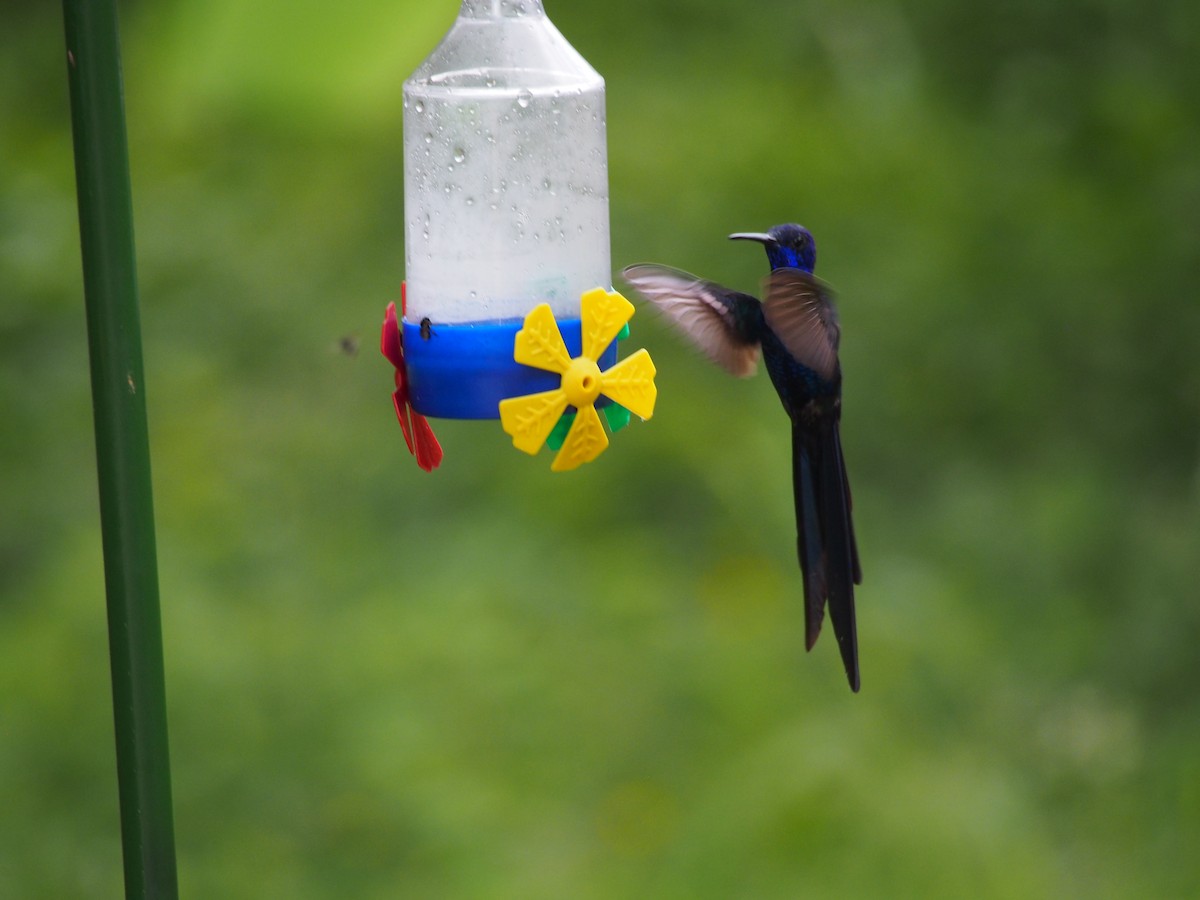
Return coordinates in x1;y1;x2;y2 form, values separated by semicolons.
500;288;657;471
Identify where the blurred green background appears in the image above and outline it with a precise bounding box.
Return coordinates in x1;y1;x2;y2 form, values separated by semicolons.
3;0;1199;896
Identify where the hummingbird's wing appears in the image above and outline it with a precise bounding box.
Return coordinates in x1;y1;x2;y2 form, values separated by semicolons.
761;267;840;381
622;264;761;378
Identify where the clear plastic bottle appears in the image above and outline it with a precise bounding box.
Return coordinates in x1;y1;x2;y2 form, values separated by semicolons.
400;0;614;418
403;0;610;325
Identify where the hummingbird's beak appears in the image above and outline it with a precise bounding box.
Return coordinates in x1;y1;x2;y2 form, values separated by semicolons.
728;232;775;245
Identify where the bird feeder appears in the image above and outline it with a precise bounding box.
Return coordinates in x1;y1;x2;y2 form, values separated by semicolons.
381;0;656;471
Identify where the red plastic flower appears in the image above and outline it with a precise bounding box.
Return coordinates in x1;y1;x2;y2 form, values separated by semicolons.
381;287;443;472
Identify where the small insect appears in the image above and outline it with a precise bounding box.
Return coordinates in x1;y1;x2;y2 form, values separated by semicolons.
419;317;435;340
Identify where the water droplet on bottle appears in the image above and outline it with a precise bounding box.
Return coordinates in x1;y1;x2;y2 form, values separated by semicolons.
516;90;532;109
465;196;475;206
414;100;425;113
453;147;466;163
424;133;433;144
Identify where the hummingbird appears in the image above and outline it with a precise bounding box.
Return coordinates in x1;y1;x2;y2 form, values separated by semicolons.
622;224;862;691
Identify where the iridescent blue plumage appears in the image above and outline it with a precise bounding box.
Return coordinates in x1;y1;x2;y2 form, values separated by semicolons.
731;222;817;272
623;224;862;691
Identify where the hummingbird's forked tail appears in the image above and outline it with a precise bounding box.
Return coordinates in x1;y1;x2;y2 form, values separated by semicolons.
792;420;861;691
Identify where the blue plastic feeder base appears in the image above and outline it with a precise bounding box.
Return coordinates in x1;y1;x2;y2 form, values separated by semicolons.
402;317;617;420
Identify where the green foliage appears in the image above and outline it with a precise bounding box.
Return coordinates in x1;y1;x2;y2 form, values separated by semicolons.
2;0;1198;896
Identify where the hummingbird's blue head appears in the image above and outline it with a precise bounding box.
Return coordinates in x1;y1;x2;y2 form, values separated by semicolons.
729;223;817;273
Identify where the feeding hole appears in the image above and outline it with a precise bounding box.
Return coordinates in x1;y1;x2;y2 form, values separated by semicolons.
562;356;603;407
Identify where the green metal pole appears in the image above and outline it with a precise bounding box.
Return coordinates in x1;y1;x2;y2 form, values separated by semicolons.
62;2;179;897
